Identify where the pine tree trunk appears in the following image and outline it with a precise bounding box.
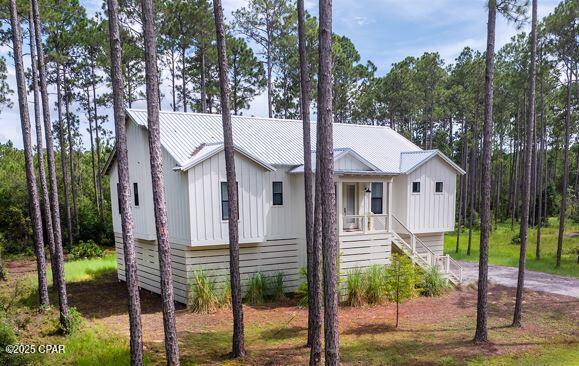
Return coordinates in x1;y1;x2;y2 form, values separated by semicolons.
536;71;546;260
10;0;49;307
56;66;74;248
318;0;339;363
85;87;99;211
106;0;144;362
182;47;187;112
266;41;273;118
212;0;246;358
140;0;181;363
63;71;79;236
456;118;467;253
297;0;316;351
200;47;207;113
556;70;572;268
474;0;496;344
467;119;477;256
495;132;503;225
31;0;69;329
29;8;55;261
513;0;537;327
90;61;104;221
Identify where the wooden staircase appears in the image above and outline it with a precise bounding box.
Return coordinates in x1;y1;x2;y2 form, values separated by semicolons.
390;216;462;285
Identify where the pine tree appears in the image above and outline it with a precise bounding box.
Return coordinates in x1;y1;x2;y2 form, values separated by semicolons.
106;0;144;362
213;0;246;358
9;0;49;307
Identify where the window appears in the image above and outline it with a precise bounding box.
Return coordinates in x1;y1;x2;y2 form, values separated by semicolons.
221;182;238;220
371;182;383;214
117;183;121;213
412;181;421;193
435;181;444;193
272;181;283;206
133;183;139;206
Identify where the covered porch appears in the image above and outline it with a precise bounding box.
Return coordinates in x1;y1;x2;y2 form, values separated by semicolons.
336;176;393;236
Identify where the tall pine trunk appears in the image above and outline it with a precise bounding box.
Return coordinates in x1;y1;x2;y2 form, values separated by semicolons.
513;0;537;328
474;0;496;344
318;0;339;363
536;71;546;260
140;0;181;363
200;47;207;113
467;118;477;256
297;0;316;351
456;118;467;253
106;0;145;363
212;0;246;358
63;72;79;236
556;70;572;268
55;65;74;248
31;0;69;330
10;0;49;306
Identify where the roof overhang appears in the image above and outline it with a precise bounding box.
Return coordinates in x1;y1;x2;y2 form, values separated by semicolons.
176;142;276;172
400;150;466;175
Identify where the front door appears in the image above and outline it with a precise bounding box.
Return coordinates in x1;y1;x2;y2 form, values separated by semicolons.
344;183;358;230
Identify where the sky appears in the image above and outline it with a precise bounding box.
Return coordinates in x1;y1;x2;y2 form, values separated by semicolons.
0;0;562;149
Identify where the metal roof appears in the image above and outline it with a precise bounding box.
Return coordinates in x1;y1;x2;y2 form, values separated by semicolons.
400;150;466;175
178;142;276;172
125;109;461;175
289;148;382;173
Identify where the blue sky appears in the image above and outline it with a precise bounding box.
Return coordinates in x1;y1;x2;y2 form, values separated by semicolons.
0;0;561;148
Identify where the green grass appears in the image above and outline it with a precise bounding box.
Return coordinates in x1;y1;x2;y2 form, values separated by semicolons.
48;252;117;284
446;218;579;278
468;345;579;366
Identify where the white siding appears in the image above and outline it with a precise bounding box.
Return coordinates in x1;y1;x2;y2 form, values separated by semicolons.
187;151;266;246
416;232;445;257
407;156;457;233
109;121;191;244
391;174;408;225
265;167;301;239
335;154;372;171
115;235;301;304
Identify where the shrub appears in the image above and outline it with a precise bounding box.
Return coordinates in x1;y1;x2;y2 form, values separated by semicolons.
267;272;285;301
511;233;521;245
63;307;83;335
0;314;24;365
365;265;387;304
219;279;231;308
346;268;365;307
245;272;267;305
190;269;219;313
296;268;308;307
69;240;104;260
418;267;449;297
385;254;419;327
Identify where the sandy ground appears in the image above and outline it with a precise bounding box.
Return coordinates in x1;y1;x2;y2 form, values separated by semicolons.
459;261;579;298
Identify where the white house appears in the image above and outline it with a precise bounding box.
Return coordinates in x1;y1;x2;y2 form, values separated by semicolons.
104;110;465;304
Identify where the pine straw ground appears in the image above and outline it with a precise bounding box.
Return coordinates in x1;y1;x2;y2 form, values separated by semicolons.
2;258;578;366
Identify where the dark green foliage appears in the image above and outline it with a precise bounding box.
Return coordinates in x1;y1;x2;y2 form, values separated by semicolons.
266;272;285;301
364;264;388;304
245;272;267;305
69;240;104;260
417;267;449;297
56;307;83;335
295;267;308;307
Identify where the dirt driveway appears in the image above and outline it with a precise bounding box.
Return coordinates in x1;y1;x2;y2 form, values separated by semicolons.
459;261;579;298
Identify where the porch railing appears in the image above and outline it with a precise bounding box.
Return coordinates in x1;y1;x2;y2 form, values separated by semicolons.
341;213;389;234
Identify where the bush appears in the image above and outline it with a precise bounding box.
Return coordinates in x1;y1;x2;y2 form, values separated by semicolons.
0;314;26;365
245;272;267;305
267;272;285;301
219;279;231;308
69;240;104;260
190;270;219;313
296;268;308;307
364;265;387;304
511;233;521;245
418;267;449;297
346;268;365;307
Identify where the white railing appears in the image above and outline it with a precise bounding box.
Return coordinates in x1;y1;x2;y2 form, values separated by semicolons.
390;214;462;285
342;214;389;234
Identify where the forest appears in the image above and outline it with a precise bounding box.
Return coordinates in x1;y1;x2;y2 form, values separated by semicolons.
0;0;577;364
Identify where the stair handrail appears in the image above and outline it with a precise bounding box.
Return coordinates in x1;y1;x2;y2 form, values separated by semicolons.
391;215;438;266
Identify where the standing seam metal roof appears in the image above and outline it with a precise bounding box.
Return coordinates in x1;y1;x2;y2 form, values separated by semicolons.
126;109;425;173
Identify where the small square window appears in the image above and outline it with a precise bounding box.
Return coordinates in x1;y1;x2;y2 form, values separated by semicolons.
435;182;443;193
412;181;421;193
272;181;283;205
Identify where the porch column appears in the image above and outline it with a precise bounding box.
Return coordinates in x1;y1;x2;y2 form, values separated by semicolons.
336;179;343;235
387;180;393;232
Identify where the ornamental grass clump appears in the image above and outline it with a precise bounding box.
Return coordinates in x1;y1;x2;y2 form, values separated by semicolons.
346;267;365;307
418;266;449;297
364;264;388;304
245;272;267;305
190;269;219;313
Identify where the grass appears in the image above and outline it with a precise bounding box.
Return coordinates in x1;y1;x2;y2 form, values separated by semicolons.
446;218;579;278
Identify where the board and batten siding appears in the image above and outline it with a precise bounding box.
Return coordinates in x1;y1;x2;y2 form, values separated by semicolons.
110;121;190;244
416;232;444;257
187;151;266;246
335;153;372;171
406;156;457;233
